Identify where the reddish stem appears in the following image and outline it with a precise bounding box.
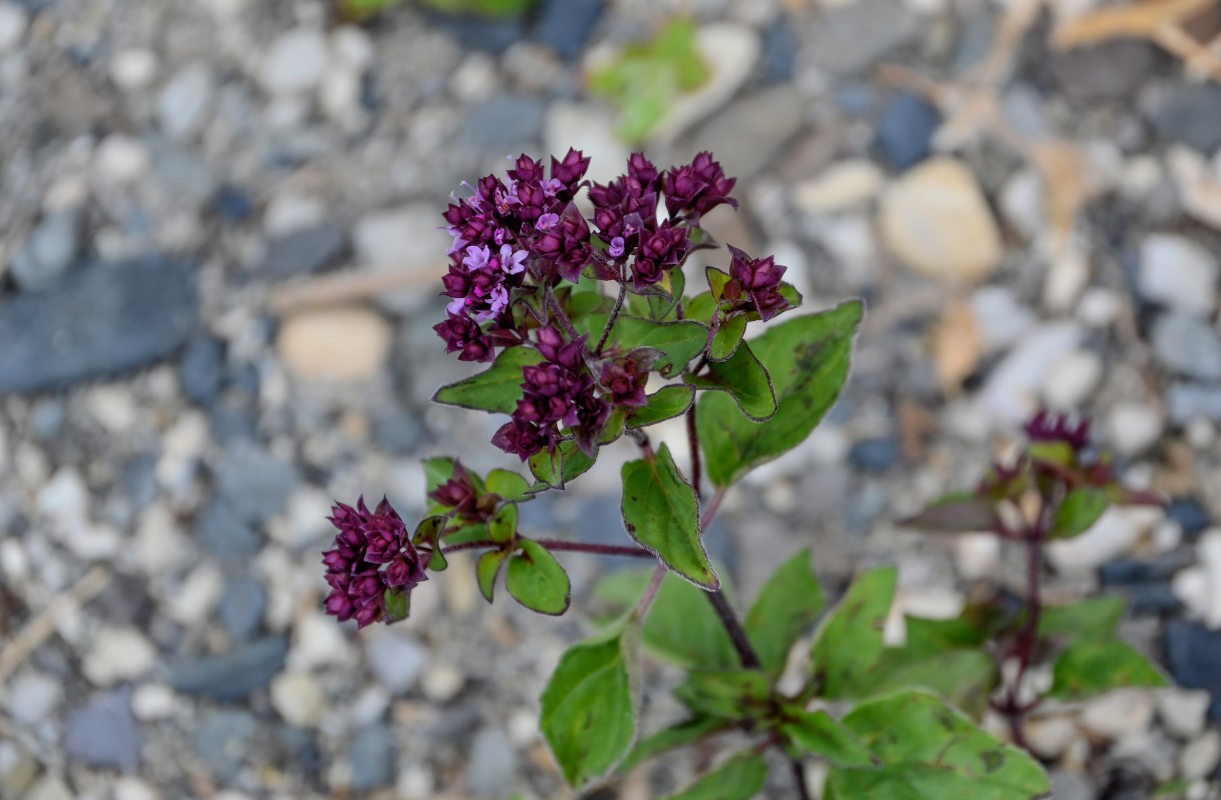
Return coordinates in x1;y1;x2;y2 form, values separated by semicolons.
439;539;654;558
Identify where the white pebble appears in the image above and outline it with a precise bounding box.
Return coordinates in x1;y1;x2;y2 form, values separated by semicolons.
1158;688;1211;740
83;627;157;686
1042;349;1102;410
1047;506;1163;573
953;533;1001;580
289;611;354;671
1077;287;1122;328
1181;730;1221;780
95;135;151;185
131;683;179;721
330;26;373;71
110;49;158;92
113;777;160;800
1139;233;1218;317
1196;530;1221;628
0;3;28;54
260;28;329;95
1023;714;1078;760
7;672;62;725
421;662;464;702
1080;688;1155;740
270;671;326;728
263;193;325;236
168;563;224;625
1106;402;1164;457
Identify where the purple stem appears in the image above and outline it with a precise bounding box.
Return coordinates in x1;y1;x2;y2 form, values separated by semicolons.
439;539;654;558
595;277;627;356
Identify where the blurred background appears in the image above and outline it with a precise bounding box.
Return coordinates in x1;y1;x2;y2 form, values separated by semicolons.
2;0;1221;797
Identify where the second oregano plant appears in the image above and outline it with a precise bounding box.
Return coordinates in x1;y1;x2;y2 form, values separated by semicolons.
317;150;1169;798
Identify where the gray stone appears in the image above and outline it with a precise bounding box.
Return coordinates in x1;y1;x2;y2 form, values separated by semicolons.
197;498;261;561
1152;83;1221;153
534;0;602;62
154;146;218;203
0;257;197;394
760;16;798;83
259;223;349;278
1151;312;1221;381
64;687;140;770
194;709;257;783
158;64;213;140
365;632;426;693
212;441;298;524
466;726;518;797
349;724;396;792
847;437;900;472
170;636;289;699
1048;40;1157;102
1167;382;1221;423
876;92;939;170
457;94;546;152
179;334;225;406
217;573;266;641
694;86;804;180
1165;622;1221;719
808;0;919;75
10;210;80;291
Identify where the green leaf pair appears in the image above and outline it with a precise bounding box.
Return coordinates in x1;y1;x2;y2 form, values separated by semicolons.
477;533;571;616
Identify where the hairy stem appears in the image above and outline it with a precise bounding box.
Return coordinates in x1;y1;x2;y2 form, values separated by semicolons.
544;285;581;341
595;278;628;356
790;758;812;800
439;539;654;558
686;404;702;501
694;485;761;670
631;564;668;622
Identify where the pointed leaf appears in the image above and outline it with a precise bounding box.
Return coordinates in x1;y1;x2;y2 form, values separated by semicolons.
477;548;509;602
660;751;768;800
706;266;732;301
621;443;718;589
683;291;719;324
485;469;530;502
1038;595;1126;642
810;566;896;699
423;457;459;494
541;629;637;789
745;548;825;677
489;502;517;544
506;539;571;615
413;516;449;571
597;315;709;378
859;648;998;720
781;709;876;768
699;301;863;487
1051;487;1109;540
1047;640;1168;699
708;314;747;361
685;340;776;421
442;522;490;546
594;569;738;668
383;589;410;622
674;668;772;721
432;346;542;414
627;384;696;429
528;440;596;491
620;716;730;773
900;492;1000;534
826;691;1050;800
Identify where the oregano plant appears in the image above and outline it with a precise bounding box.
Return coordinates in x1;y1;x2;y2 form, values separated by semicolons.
317;150;1167;798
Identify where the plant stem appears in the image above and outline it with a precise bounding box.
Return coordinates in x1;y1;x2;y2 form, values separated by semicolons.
686;404;702;500
790;758;812;800
707;590;762;670
595;278;627;356
999;501;1052;749
439;539;654;558
631;564;668;622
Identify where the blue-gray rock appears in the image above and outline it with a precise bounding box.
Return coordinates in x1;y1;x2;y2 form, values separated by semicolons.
1100;553;1189;585
171;636;288;699
350;724;396;792
153;145;218;203
64;688;140;770
1048;40;1156;102
179;334;225;406
217;573;266;641
1151;83;1221;153
951;6;997;74
846;485;888;534
808;0;919;75
427;12;525;55
11;210;80;291
1151;312;1221;381
195;709;257;783
847;437;900;472
211;184;254;222
760;17;798;83
835;83;878;115
366;632;426;694
28;398;65;439
457;94;547;152
209;402;257;443
259;223;349;278
1125;582;1182;616
122;452;160;511
534;0;602;62
1164;621;1221;719
1168;498;1211;540
0;257;197;394
466;726;518;796
212;440;298;524
1167;382;1221;423
372;405;424;455
275;725;322;776
197;498;261;561
876;92;940;170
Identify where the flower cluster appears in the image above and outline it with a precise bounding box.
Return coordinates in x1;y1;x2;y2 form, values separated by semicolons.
1023;409;1091;452
321;497;427;627
723;245;790;321
428;462;497;522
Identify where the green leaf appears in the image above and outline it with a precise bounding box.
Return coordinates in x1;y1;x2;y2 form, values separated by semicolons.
745;549;825;677
1038;595;1126;642
706;266;732;300
383;589;410;622
621;443;718;589
598;315;709;378
477;549;509;602
540;629;637;789
861;648;998;720
442;522;490;546
528;440;596;490
900;492;999;534
627;384;696;429
826;691;1050;800
423;457;459;495
648;266;685;321
488;502;517;544
485;469;530;502
810;566;896;699
698;301;863;488
708;314;747;361
420;0;535;16
620;716;730;773
506;539;571;615
685;340;777;421
674;669;772;720
1052;487;1109;540
903;615;991;654
432;347;542;414
781;709;876;768
660;751;768;800
1047;640;1168;699
683;291;719;323
594;569;737;668
412;516;449;571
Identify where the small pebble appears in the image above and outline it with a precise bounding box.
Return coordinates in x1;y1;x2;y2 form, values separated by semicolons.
1158;688;1211;740
1080;688;1155;740
82;627;157;687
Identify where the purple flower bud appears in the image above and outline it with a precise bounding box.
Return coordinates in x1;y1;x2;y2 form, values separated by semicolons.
726;245;791;321
663;151;739;220
434;313;495;363
1024;410;1091;451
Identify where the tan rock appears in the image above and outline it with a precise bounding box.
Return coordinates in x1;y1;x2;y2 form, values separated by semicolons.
278;306;392;381
879;158;1003;282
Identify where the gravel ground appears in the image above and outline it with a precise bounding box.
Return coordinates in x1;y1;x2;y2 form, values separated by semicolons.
2;0;1221;798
